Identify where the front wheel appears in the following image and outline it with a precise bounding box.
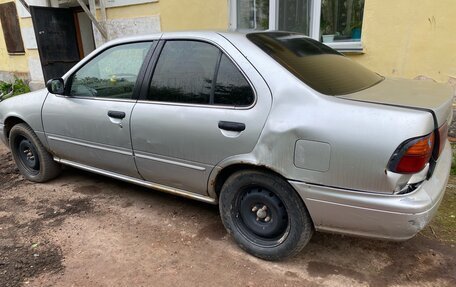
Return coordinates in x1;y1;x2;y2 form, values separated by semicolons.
219;170;314;261
9;123;61;182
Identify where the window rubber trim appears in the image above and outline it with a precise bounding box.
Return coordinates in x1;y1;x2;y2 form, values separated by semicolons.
209;50;223;105
138;40;166;101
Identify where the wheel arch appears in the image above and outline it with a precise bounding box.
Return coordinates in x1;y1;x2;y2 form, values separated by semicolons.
215;161;316;260
4;116;28;141
209;162;294;199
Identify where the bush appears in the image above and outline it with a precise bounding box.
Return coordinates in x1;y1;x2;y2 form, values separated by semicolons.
0;77;31;100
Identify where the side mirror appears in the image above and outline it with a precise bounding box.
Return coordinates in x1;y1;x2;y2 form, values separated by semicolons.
46;78;65;95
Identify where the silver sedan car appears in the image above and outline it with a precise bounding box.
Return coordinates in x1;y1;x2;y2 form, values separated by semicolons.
0;31;452;260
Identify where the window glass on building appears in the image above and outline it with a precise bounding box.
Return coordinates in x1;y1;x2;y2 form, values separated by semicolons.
320;0;365;42
234;0;365;48
278;0;311;35
214;54;254;106
237;0;270;30
70;42;152;99
148;41;220;104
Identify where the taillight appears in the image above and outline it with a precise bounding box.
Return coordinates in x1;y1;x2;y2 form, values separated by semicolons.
388;133;435;174
437;123;448;158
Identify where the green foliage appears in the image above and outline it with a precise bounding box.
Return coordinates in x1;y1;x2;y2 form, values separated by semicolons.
0;77;30;100
12;78;31;96
0;81;11;95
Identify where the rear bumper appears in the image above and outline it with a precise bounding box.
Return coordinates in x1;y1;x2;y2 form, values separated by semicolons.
289;141;452;240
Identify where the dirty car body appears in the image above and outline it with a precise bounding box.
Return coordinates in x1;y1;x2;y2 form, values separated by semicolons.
0;31;452;260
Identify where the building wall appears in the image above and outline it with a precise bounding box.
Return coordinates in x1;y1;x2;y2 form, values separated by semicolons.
0;0;455;88
103;0;228;31
348;0;456;85
104;0;454;85
93;0;228;46
0;0;44;87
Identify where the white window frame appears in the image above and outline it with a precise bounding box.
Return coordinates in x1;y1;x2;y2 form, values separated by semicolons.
229;0;363;52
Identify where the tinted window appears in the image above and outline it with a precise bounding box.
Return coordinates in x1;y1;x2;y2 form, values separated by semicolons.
247;32;383;95
214;54;254;106
70;42;152;99
149;41;220;104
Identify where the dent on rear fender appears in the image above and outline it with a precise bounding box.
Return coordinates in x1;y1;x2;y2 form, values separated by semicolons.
211;93;435;195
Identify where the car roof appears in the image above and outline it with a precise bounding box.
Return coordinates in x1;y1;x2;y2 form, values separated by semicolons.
102;31;242;45
100;30;308;48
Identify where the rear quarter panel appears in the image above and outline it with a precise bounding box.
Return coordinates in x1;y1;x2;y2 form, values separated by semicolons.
215;34;436;194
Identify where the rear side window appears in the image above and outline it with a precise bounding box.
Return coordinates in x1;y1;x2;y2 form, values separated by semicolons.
247;32;383;95
214;54;254;106
148;40;254;107
149;41;218;104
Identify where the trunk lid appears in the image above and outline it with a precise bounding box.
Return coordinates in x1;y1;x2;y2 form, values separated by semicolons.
339;78;453;127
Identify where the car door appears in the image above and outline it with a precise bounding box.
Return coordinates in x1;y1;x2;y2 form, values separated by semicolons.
42;41;154;178
130;36;272;195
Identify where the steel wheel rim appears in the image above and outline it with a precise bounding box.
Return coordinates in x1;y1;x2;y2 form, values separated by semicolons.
15;136;40;175
233;185;290;248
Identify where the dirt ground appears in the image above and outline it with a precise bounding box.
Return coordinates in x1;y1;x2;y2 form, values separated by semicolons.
0;144;455;287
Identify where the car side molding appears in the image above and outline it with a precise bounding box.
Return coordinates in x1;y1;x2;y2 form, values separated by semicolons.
54;157;217;204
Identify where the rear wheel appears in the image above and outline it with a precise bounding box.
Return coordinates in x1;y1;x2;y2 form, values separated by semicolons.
219;170;314;260
9;123;61;182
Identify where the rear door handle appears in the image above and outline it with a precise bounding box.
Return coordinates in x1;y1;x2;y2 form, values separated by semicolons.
108;110;126;119
218;121;246;132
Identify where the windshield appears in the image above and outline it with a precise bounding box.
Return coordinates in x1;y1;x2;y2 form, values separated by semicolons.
247;32;383;95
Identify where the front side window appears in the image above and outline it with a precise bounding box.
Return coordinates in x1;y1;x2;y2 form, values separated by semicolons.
148;40;254;107
248;32;382;95
70;42;152;99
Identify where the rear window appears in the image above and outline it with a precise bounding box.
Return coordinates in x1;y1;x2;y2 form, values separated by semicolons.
247;32;383;95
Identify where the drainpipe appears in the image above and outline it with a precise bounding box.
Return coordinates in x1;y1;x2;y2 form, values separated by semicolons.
17;0;30;13
76;0;107;39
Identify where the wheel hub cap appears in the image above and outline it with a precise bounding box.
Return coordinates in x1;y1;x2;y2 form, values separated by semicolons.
16;138;39;172
239;188;288;239
252;205;270;222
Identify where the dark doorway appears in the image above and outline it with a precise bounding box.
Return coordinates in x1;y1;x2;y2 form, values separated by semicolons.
30;6;82;81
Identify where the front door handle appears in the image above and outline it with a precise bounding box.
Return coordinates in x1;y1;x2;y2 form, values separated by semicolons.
218;121;246;132
108;110;126;119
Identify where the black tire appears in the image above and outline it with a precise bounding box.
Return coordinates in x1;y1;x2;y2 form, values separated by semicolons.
219;170;314;261
9;123;61;182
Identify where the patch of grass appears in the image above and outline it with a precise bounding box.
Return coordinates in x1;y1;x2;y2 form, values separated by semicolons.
421;176;456;243
420;144;456;242
451;143;456;176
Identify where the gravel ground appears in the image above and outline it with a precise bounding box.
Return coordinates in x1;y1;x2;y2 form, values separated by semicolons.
0;144;455;287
